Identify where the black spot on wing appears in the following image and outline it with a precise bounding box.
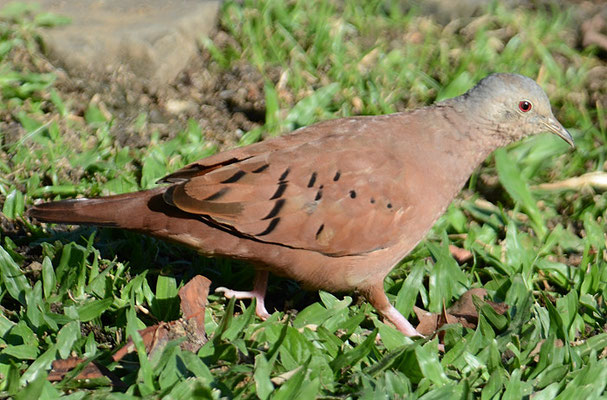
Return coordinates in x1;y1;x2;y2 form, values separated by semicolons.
307;172;317;188
221;170;246;184
279;168;290;182
333;171;341;181
257;217;280;236
252;164;269;173
203;187;230;201
349;190;356;199
315;223;324;238
262;199;286;220
314;185;324;201
270;183;288;200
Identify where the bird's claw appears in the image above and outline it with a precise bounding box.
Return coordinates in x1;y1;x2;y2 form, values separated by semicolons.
214;286;271;320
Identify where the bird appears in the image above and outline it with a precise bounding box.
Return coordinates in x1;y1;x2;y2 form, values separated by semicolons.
28;73;574;337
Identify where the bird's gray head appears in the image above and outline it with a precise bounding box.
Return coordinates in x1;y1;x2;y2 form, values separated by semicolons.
458;73;573;147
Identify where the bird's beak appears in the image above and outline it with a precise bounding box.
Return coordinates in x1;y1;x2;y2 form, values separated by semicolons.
543;118;574;148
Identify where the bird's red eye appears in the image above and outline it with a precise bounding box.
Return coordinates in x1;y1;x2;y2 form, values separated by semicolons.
519;100;532;112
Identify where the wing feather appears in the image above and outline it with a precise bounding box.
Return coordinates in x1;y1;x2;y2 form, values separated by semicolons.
163;116;412;256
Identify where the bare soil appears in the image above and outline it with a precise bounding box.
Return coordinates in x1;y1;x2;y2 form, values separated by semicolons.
54;32;270;150
1;27;274;155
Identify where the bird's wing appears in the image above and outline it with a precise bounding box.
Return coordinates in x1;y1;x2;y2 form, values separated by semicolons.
162;118;410;256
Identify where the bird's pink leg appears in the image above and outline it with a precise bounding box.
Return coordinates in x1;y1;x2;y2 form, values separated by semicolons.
363;283;423;337
215;270;271;320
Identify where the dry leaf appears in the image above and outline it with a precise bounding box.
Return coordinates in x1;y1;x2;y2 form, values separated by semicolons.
449;245;473;263
414;288;508;337
414;306;441;336
48;357;123;387
113;275;211;361
47;275;212;383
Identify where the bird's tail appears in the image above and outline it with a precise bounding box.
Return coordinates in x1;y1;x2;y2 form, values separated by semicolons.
27;188;166;229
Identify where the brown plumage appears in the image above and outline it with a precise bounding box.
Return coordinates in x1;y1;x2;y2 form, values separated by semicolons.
28;74;573;337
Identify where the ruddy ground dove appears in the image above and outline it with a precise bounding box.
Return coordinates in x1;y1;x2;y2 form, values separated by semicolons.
29;74;573;337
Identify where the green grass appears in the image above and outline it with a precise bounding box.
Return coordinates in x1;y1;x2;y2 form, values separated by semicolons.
1;0;607;398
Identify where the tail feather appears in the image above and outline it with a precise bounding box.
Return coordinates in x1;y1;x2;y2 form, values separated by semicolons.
28;188;166;228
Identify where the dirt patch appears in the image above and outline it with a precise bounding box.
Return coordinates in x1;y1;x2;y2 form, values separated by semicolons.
1;26;273;154
53;51;270;150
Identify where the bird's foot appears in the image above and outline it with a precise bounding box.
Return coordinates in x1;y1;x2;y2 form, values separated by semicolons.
382;303;446;351
215;287;272;320
215;270;272;320
362;283;424;338
381;303;425;338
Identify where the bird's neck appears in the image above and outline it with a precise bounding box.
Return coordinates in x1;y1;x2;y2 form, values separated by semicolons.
437;96;520;150
389;105;507;223
426;102;508;171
